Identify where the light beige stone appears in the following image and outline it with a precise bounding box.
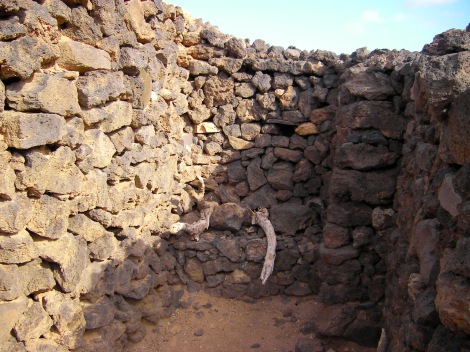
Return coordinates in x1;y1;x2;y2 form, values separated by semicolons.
76;71;131;108
227;135;255;150
58;36;111;72
39;290;86;349
24;338;68;352
0;195;32;235
27;195;70;239
68;213;108;242
17;259;55;296
0;264;21;300
72;169;110;212
295;122;319;136
1;111;66;149
0;151;15;200
124;0;155;43
78;129;116;170
0;296;28;344
82;100;133;133
108;126;134;153
6;73;81;117
193;122;221;133
16;147;85;196
0;80;4;112
75;260;110;297
0;230;38;264
14;301;53;341
36;233;89;293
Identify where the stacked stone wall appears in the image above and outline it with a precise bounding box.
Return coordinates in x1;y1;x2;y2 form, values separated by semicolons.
0;1;469;351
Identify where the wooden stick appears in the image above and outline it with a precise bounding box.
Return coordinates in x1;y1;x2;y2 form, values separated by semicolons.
251;208;277;285
377;328;388;352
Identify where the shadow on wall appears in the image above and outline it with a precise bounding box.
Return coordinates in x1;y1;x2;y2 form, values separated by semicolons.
0;0;469;351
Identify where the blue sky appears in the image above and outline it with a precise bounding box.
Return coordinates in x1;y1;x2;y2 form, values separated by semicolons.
166;0;469;54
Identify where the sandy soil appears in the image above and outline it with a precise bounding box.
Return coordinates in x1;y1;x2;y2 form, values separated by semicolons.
127;291;376;352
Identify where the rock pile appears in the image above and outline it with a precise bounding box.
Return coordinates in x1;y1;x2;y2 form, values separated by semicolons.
0;0;469;351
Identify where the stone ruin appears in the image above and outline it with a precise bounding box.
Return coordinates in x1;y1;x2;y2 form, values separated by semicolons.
0;0;469;351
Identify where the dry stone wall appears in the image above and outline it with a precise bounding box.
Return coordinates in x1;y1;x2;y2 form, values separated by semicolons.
0;0;469;351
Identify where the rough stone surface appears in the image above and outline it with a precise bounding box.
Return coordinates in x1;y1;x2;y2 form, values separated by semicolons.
1;111;66;149
0;36;57;79
0;5;468;352
58;37;111;72
6;73;81;117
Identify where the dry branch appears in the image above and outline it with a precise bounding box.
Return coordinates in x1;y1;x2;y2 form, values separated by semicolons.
169;206;213;241
251;208;277;285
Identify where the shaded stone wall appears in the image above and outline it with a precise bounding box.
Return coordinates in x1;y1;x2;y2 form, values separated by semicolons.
0;1;469;351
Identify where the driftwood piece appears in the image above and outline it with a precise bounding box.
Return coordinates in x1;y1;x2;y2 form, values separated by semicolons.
376;328;388;352
251;208;277;285
169;206;213;241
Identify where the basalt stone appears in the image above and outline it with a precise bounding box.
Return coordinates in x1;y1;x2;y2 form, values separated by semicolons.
295;337;324;352
341;65;396;100
326;202;372;227
267;162;294;190
210;203;247;231
215;237;243;262
412;51;470;118
323;223;350;249
247;158;267;191
423;28;470;55
337;101;406;140
319;244;359;265
246;239;267;262
329;168;398;205
242;184;278;210
270;203;314;234
284;281;312;296
440;89;470;165
274;148;304;163
335;143;399;171
293;159;314;183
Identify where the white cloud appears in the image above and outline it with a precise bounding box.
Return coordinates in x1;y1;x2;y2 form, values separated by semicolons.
406;0;458;6
393;12;407;21
361;10;385;23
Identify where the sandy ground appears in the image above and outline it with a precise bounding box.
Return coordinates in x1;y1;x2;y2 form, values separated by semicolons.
127;291;376;352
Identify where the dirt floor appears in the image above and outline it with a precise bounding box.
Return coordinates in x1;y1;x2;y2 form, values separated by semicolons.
127;290;377;352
